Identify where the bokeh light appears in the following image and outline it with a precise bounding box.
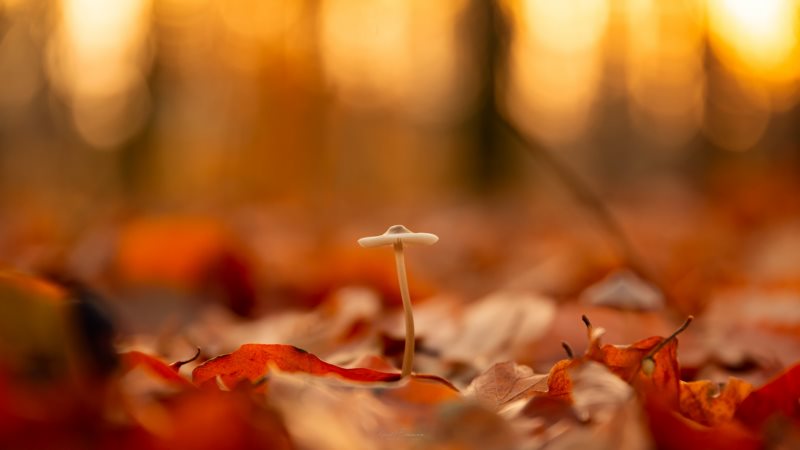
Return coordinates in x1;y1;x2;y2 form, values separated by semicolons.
708;0;800;82
48;0;153;149
320;0;473;124
0;0;799;211
505;0;610;146
703;0;800;151
624;0;705;150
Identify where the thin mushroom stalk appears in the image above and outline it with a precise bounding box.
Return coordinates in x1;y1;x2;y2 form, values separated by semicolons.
393;241;414;377
358;225;438;377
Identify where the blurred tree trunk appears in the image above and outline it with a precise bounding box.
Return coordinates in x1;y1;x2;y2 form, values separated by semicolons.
464;0;512;194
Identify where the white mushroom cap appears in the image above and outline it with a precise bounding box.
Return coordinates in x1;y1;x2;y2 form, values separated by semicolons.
358;225;439;248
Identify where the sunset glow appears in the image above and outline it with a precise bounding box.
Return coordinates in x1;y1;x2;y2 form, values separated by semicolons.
708;0;800;81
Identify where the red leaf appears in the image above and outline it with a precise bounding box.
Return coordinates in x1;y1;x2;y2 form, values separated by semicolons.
735;362;800;429
192;344;401;389
143;389;293;450
646;394;762;450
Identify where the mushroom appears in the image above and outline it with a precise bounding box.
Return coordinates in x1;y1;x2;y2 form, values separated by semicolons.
358;225;438;377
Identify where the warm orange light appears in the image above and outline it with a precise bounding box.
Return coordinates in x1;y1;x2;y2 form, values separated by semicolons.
218;0;302;44
505;0;609;146
624;0;705;149
320;0;409;106
708;0;800;81
1;0;27;11
522;0;610;54
318;0;470;123
0;25;43;110
48;0;152;148
60;0;150;97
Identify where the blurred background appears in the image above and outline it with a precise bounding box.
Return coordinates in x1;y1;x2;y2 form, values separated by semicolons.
1;0;798;205
1;0;800;301
2;0;800;392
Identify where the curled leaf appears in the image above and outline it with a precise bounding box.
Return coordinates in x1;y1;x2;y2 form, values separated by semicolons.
546;358;579;400
465;361;548;411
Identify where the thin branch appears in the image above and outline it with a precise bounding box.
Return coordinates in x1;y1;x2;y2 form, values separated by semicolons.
497;117;655;284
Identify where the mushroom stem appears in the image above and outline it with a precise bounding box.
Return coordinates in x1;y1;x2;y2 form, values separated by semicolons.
393;241;415;377
359;224;436;377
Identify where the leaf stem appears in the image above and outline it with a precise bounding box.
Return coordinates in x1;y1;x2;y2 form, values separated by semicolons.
170;347;201;372
561;341;574;359
643;315;694;361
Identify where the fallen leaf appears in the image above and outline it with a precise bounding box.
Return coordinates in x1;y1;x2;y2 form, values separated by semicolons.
540;318;604;401
580;269;664;311
518;394;582;446
192;344;401;389
440;291;556;368
545;358;579;400
539;362;652;450
115;217;257;316
266;371;407;450
569;361;634;423
686;289;800;383
534;304;674;364
679;378;752;426
735;362;800;429
593;336;681;406
465;361;548;411
645;394;761;450
142;389;293;450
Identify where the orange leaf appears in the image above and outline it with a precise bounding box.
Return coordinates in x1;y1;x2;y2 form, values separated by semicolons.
679;378;753;426
735;362;800;429
192;344;401;389
115;217;256;316
594;336;681;406
546;358;578;400
376;375;459;405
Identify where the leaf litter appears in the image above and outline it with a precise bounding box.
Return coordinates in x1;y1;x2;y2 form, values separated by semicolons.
4;200;800;450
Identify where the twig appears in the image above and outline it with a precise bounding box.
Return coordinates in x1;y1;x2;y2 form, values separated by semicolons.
497;117;655;284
